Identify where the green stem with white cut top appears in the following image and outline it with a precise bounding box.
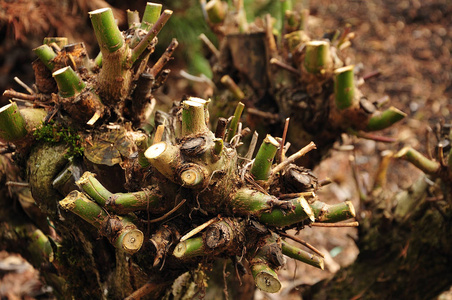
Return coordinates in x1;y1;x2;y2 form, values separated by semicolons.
33;45;57;70
0;102;28;142
52;67;86;98
367;106;407;131
304;41;333;75
231;188;315;227
226;102;245;142
334;65;355;109
250;134;279;180
310;200;356;223
173;237;205;259
90;8;130;104
76;171;164;214
395;147;441;174
59;191;144;254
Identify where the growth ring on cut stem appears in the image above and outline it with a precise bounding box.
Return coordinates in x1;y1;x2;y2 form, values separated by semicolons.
180;166;205;187
251;263;281;293
118;229;144;254
145;141;167;159
145;141;181;180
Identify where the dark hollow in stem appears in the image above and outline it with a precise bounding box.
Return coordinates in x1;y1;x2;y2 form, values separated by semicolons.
215;117;228;139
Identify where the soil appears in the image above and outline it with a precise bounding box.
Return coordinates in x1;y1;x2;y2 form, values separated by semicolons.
0;0;451;299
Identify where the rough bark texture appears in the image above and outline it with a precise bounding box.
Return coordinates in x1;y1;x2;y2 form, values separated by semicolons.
203;4;405;168
302;173;452;299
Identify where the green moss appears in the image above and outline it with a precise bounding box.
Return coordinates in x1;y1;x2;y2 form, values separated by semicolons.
33;121;84;158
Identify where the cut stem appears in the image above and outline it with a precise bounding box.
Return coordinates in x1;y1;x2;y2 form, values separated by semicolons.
89;8;124;53
259;196;315;227
141;3;163;30
114;216;145;254
278;192;316;199
213;138;224;155
304;41;333;75
310;221;359;227
250;134;280;180
90;8;132;103
215;117;228;139
310;200;356;223
136;133;151;168
182;98;209;135
281;240;324;269
60;191;143;254
226;102;245;142
250;263;281;293
395;147;441;174
245;131;259;160
76;171;163;213
180;216;219;242
173;237;205;259
94;52;102;67
199;33;220;58
43;37;68;48
28;229;54;264
130;10;173;65
279;117;290;162
281;0;293;25
279;232;324;257
0;102;28;142
373;151;393;190
265;14;278;58
236;0;248;32
52;67;86;98
205;0;227;24
33;45;57;70
153;125;165;145
145;141;181;180
394;175;429;219
127;10;140;29
366;106;406;131
59;190;110;229
334;65;355;109
232;188;314;227
180;165;207;187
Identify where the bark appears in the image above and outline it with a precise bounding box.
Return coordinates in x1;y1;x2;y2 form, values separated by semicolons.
205;6;406;168
303;173;452;299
